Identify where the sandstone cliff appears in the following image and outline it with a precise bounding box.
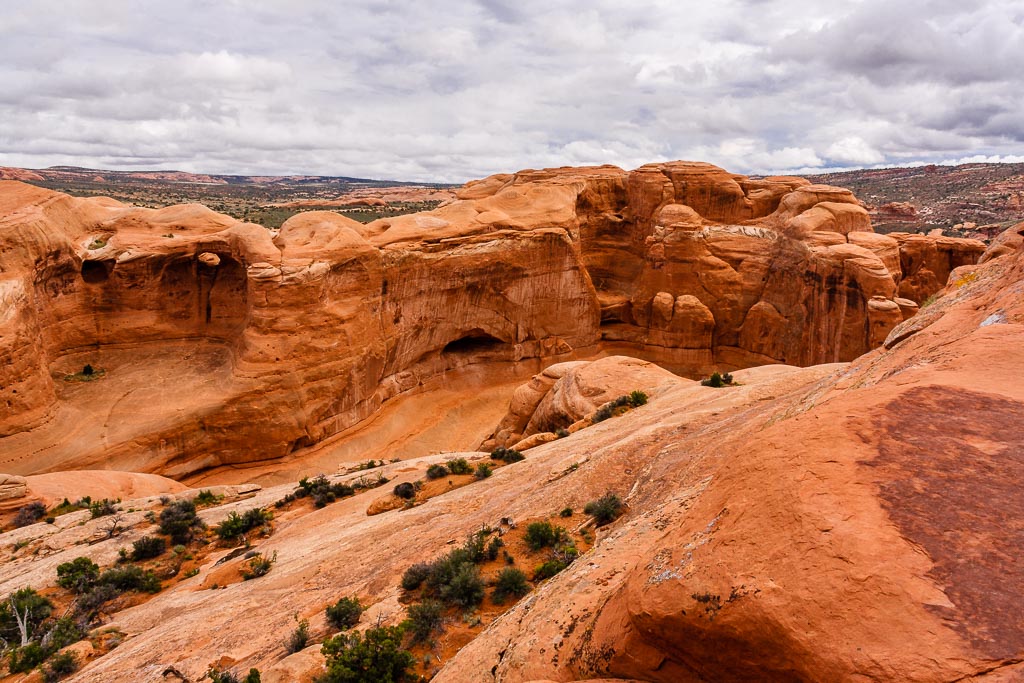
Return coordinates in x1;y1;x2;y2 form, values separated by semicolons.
0;222;1016;682
0;163;984;478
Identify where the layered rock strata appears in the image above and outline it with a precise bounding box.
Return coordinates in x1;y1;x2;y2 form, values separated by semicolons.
0;163;985;475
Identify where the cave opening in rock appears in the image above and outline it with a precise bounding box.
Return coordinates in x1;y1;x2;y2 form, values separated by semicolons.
442;330;505;355
81;259;112;284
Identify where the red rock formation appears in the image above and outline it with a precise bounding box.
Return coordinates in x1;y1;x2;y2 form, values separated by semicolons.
0;162;984;476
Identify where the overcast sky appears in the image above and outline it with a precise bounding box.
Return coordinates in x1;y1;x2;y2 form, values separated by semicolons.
1;0;1023;182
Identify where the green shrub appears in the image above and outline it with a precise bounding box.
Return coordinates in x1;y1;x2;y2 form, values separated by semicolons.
46;616;85;651
75;584;119;616
701;372;728;388
559;507;573;518
392;482;415;500
492;567;530;604
462;531;487;563
243;669;262;683
56;557;100;593
89;498;117;518
42;650;78;682
9;642;47;673
555;427;570;438
591;404;615;423
216;508;271;542
296;475;356;508
400;562;431;591
194;489;222;507
13;501;48;527
628;390;648;407
446;458;472;475
131;535;166;561
524;522;565;551
320;625;414;683
584;493;624;527
485;537;504;561
98;564;161;593
405;599;444;644
159;500;204;545
241;552;276;580
533;559;568;581
439;563;484;607
425;464;449;480
490;447;524;463
287;619;310;653
474;463;492;479
326;597;363;630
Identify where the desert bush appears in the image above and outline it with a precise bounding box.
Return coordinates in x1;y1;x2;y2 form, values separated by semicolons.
297;475;356;508
445;458;472;475
74;584;119;617
462;531;487;563
42;650;78;682
425;463;449;480
584;493;624;527
405;599;444;644
194;489;222;507
492;567;530;604
392;482;415;500
89;498;117;518
722;372;734;384
243;671;261;683
628;390;648;407
533;559;568;581
400;562;432;591
438;563;484;607
9;642;47;673
98;564;161;593
13;501;47;528
286;619;310;653
241;552;276;580
524;522;565;551
130;535;166;561
486;537;504;561
701;371;729;388
56;557;101;594
216;508;272;541
474;463;493;479
326;597;363;630
42;616;85;653
159;500;204;545
555;427;570;438
559;507;573;518
319;625;414;683
490;447;524;463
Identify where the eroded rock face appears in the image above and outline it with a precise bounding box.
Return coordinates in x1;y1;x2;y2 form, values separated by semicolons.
438;212;1024;683
0;235;1017;682
0;162;983;474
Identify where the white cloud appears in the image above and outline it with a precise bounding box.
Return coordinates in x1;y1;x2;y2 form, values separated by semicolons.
0;0;1021;182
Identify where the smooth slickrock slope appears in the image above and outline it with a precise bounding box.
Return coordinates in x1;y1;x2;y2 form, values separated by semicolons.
0;162;985;480
0;221;1016;682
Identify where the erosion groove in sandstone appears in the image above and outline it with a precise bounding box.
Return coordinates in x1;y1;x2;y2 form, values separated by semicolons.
0;162;985;479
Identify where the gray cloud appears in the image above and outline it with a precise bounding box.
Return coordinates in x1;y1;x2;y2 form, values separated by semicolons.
0;0;1022;181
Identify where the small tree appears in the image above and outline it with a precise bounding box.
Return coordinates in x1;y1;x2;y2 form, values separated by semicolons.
320;625;414;683
56;557;100;594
